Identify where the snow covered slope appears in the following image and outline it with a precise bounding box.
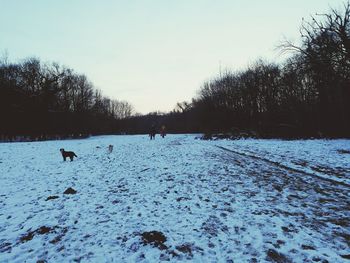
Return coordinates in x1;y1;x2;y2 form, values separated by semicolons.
0;135;349;262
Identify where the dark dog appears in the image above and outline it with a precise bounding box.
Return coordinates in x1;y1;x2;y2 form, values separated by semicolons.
60;148;77;161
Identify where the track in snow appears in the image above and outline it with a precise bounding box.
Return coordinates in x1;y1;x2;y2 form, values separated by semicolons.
215;145;350;188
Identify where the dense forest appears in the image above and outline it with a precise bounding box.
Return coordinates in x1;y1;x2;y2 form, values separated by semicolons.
1;2;349;140
0;57;134;140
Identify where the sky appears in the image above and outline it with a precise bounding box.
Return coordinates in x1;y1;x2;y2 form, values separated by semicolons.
0;0;344;114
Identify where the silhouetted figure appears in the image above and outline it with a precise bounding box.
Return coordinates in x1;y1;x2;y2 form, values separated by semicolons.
160;125;166;138
149;125;156;140
60;148;77;161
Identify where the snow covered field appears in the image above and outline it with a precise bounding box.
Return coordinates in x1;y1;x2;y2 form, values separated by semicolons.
0;135;349;262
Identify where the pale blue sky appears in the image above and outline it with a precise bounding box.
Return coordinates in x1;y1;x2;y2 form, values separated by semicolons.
0;0;343;113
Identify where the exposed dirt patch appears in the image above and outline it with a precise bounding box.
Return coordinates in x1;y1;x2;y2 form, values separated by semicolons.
329;218;349;227
19;231;35;243
63;187;77;194
141;231;167;250
49;227;68;244
19;226;56;243
340;254;350;259
175;243;204;258
266;249;291;263
337;149;350;154
46;195;59;201
301;244;315;250
176;197;190;202
176;243;193;255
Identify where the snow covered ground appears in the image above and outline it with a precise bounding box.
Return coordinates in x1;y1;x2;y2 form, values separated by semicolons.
0;135;349;262
214;138;350;186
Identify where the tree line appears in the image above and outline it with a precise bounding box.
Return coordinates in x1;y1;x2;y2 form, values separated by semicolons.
122;1;349;138
193;2;350;137
0;57;134;140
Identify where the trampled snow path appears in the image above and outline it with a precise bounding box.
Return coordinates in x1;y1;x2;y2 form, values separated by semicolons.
0;135;349;262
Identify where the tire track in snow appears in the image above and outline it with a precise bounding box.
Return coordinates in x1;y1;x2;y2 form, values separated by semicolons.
215;145;350;188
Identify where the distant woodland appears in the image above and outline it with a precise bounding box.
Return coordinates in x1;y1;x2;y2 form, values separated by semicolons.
1;2;349;140
0;58;134;139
